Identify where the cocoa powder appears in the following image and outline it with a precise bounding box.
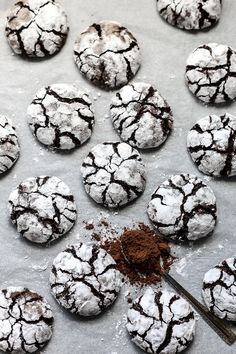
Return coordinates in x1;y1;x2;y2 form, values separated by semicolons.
102;224;173;285
85;223;94;230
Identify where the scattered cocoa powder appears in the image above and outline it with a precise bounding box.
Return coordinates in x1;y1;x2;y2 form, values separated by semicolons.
92;233;101;241
85;223;94;230
101;224;174;285
127;296;133;304
99;220;109;227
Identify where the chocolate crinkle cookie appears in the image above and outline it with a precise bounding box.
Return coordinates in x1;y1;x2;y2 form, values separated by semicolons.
0;115;20;174
157;0;222;31
74;21;141;89
147;174;217;242
28;84;94;150
0;287;53;354
110;82;173;149
126;288;196;354
187;113;236;177
5;0;69;58
81;142;146;208
8;176;77;244
50;243;122;316
202;257;236;321
185;43;236;104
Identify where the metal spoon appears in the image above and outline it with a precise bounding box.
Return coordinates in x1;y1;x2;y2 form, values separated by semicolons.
163;272;236;346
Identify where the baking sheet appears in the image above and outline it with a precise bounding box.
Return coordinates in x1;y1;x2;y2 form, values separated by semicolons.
0;0;236;353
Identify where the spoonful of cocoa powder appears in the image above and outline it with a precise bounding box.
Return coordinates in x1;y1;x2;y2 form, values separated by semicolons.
101;223;174;285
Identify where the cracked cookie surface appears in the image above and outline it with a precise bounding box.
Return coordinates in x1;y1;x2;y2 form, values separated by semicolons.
202;257;236;321
110;82;173;149
147;174;217;242
50;243;122;316
157;0;222;30
187;114;236;177
5;0;69;58
0;115;20;174
8;176;77;244
185;43;236;104
28;84;94;150
74;20;141;89
0;287;53;353
81;142;146;208
126;288;195;354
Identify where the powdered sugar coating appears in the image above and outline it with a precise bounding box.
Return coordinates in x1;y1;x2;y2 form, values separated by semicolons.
74;21;141;89
8;176;77;244
28;84;94;150
50;243;122;316
187;114;236;177
5;0;68;58
185;43;236;104
110;82;173;149
202;257;236;321
0;287;53;353
157;0;222;30
147;174;217;242
0;115;20;174
81;142;146;208
126;288;195;354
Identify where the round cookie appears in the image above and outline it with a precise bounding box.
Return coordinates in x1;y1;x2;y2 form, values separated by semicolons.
157;0;222;31
5;0;68;58
126;288;196;354
147;174;217;242
202;257;236;321
28;84;94;150
0;287;53;353
187;113;236;177
185;43;236;104
50;243;122;316
74;21;141;89
81;142;146;208
110;82;173;149
0;115;20;174
8;176;77;244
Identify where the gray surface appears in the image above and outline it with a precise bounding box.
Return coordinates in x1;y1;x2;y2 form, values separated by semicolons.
0;0;235;353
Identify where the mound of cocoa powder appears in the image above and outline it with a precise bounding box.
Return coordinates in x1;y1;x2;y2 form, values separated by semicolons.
101;224;174;285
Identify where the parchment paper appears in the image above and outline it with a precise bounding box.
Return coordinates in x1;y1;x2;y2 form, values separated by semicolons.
0;1;235;353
